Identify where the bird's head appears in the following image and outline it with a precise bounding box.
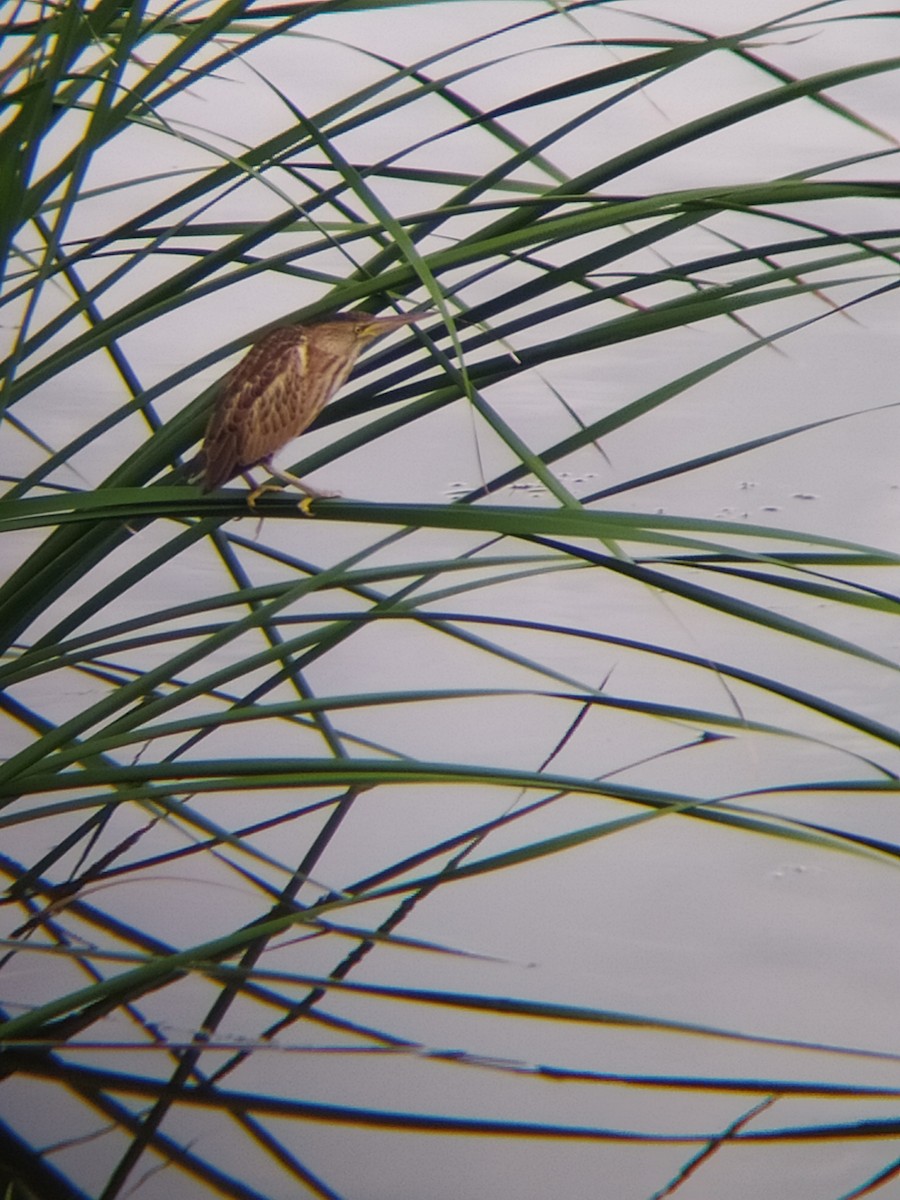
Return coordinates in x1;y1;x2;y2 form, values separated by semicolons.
311;309;430;352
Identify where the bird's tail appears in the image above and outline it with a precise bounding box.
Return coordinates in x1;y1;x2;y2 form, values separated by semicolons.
179;451;207;487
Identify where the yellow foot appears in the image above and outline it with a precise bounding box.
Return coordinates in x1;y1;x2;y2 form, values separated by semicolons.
246;482;285;510
298;489;340;517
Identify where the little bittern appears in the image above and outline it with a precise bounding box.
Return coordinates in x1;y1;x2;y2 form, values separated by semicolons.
195;310;426;505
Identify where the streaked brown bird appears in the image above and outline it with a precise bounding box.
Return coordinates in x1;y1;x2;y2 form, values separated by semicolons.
194;309;427;507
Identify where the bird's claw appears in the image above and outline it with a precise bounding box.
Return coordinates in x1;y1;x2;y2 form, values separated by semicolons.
246;482;284;510
298;489;340;516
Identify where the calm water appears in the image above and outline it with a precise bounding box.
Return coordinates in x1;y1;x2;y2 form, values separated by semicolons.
3;4;900;1199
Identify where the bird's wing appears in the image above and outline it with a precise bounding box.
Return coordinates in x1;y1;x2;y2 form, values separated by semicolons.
201;330;307;489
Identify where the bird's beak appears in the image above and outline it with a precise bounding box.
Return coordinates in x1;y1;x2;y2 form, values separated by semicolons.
359;309;434;338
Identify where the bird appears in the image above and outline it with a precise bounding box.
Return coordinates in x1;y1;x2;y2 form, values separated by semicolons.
193;309;428;508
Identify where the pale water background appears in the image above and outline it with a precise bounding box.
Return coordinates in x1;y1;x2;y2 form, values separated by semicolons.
3;3;900;1198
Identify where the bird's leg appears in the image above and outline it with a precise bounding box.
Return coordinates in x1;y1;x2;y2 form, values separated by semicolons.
240;470;285;511
246;482;286;510
265;464;341;514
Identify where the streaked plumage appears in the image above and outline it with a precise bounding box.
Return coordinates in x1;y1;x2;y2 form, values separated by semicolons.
195;310;426;503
